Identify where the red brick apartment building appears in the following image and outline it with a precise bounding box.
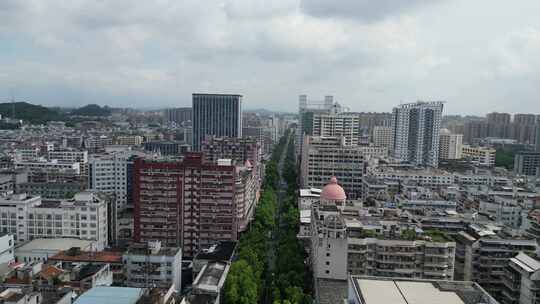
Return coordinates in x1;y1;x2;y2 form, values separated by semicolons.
134;152;259;257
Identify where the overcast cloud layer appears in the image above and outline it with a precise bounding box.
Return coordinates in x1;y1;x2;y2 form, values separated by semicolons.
1;0;540;114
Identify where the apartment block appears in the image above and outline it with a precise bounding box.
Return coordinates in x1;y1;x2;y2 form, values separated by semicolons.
501;252;540;304
123;241;182;292
392;101;444;167
395;187;457;212
14;160;81;176
367;166;454;189
454;226;538;301
514;151;540;176
0;191;108;249
439;130;463;160
461;145;496;167
310;178;456;282
47;149;88;164
115;135;144;146
372;126;393;149
88;152;133;210
134;153;258;257
84;136;113;153
307;112;361;146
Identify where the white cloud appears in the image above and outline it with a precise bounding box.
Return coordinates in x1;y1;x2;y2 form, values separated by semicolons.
1;0;540;114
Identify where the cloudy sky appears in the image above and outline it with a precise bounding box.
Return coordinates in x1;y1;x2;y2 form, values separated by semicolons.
1;0;540;114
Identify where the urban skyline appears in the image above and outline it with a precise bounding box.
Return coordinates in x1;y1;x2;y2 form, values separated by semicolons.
4;2;540;304
2;1;540;114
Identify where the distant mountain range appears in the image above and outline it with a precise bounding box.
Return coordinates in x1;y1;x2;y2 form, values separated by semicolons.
0;102;65;124
0;102;112;125
70;104;112;117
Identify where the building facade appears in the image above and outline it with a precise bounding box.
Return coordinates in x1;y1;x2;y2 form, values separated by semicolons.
192;94;242;151
514;151;540;176
461;145;496;167
454;230;538;301
439;131;463;160
372;126;393;150
301;136;366;199
310;178;456;282
307;112;361;146
88;152;133;210
501;252;540;304
123;241;182;292
0;191;108;249
115;136;144;146
133;153;258;257
164;107;192;125
392;101;444;167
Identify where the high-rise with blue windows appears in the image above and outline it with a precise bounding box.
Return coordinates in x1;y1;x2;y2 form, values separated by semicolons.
192;93;242;151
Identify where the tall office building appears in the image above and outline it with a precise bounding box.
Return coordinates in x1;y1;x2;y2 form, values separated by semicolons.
192;94;242;151
392;101;444;167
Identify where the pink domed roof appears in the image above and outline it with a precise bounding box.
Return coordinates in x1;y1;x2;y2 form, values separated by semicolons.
321;176;346;201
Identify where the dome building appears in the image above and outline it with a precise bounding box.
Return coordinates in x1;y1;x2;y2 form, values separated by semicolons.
320;176;346;209
310;176;348;280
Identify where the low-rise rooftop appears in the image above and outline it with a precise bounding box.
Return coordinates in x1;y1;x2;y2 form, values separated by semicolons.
49;249;122;264
350;276;499;304
16;238;94;252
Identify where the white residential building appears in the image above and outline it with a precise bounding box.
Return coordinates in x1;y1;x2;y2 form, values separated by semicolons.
309;112;361;146
14;160;80;175
88;152;131;210
372;126;394;150
0;191;108;250
14;148;40;162
392;101;444;167
439;130;463;160
48;150;88;164
123;241;182;292
367;166;454;188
